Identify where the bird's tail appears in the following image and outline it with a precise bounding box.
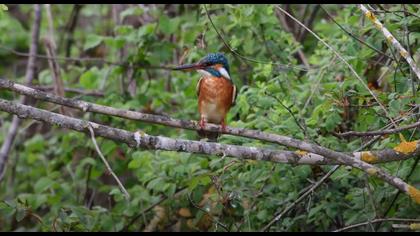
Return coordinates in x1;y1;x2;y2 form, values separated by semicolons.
197;129;220;142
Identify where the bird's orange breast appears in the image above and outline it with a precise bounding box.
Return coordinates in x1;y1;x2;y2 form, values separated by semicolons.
198;76;234;124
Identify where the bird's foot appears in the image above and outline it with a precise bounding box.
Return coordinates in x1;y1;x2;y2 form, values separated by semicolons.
199;117;206;130
221;120;227;133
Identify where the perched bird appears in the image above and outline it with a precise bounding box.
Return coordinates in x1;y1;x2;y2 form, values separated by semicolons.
174;53;237;141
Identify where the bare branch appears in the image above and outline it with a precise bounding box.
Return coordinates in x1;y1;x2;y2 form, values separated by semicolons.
0;44;174;71
187;192;229;231
0;95;419;205
44;5;68;115
203;4;310;72
1;78;419;166
259;111;416;231
0;4;42;182
359;4;420;81
336;121;420;137
121;188;187;231
87;124;130;200
260;165;339;231
0;98;367;166
62;4;83;57
274;7;310;70
275;5;398;129
319;5;392;60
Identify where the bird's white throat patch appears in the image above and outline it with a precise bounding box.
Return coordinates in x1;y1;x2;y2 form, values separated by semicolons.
218;67;231;80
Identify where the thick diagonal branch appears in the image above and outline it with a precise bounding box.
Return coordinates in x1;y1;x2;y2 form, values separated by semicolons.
1;78;419;164
0;98;419;204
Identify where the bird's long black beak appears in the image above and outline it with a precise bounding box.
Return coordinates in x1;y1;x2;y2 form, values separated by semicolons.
172;63;204;71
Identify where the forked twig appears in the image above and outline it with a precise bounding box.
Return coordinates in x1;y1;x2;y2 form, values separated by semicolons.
87;124;130;200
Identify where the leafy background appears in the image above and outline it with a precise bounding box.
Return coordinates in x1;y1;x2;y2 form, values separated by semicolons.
0;4;419;232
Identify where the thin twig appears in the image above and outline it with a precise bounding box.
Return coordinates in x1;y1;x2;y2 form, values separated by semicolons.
334;218;420;232
87;124;130;200
260;165;340;231
364;174;379;218
335;121;420;137
203;4;310;72
376;154;420;230
302;61;333;111
258;109;416;231
236;166;276;231
188;192;229;232
274;7;310;70
62;4;83;57
0;44;174;71
275;5;398;129
266;92;308;138
371;8;420;19
297;5;320;42
275;5;397;131
121;188;187;231
319;5;392;60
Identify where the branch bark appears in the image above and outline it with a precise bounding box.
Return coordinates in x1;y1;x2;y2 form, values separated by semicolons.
0;94;419;205
1;78;419;166
359;4;420;81
32;85;104;97
44;4;67;115
0;4;42;181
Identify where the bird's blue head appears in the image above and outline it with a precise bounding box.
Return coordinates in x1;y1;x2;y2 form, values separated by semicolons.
174;53;231;80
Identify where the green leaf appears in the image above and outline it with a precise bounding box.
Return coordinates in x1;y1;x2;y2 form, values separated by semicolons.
146;177;164;191
165;184;176;197
159;15;178;34
308;204;324;220
120;7;144;22
83;34;103;51
109;188;121;195
101;140;117;155
324;112;342;131
388;99;400;117
0;201;11;210
34;177;54;193
79;67;100;89
103;36;126;50
24;134;45;153
16;207;27;222
128;159;141;169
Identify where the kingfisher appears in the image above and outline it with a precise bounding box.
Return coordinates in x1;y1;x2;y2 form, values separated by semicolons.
174;53;237;141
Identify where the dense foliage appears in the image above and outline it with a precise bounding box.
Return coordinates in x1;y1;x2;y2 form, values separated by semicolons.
0;4;419;232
